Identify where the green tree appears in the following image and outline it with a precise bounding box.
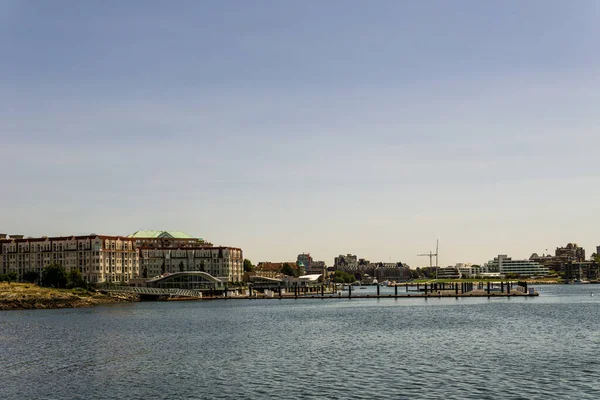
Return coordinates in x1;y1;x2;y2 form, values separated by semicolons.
0;272;18;283
67;269;85;289
42;264;68;288
331;271;355;283
410;269;420;279
281;263;294;277
243;259;254;272
23;271;40;283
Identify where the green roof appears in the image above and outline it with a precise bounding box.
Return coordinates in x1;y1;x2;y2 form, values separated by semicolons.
128;230;199;239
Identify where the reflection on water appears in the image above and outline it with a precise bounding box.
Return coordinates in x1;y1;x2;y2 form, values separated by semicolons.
1;284;600;399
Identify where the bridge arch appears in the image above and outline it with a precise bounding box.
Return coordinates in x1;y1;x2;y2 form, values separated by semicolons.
146;271;225;290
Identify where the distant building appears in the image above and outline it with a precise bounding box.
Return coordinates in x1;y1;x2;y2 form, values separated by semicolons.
372;262;411;281
296;253;313;275
334;254;358;271
255;261;302;277
307;260;327;275
530;243;587;275
485;255;549;276
437;266;460;279
563;261;599;281
555;243;585;262
454;263;487;278
455;263;473;277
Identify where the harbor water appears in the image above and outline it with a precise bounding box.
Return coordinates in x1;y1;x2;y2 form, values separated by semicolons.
1;284;600;399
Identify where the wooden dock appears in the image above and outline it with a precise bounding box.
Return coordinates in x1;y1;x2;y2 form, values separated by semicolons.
195;290;539;301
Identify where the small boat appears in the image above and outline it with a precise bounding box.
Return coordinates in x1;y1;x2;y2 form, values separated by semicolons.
359;286;367;289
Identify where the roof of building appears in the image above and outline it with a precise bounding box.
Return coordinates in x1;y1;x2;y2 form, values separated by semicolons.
128;230;197;239
298;274;322;281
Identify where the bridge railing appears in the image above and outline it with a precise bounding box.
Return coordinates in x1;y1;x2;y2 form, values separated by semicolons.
102;286;203;298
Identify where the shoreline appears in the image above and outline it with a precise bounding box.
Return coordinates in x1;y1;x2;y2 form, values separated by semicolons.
0;283;136;311
3;280;590;311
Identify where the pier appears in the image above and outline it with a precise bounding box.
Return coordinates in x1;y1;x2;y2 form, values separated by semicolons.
101;281;538;301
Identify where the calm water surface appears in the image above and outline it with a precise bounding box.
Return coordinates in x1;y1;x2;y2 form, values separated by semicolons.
1;284;600;399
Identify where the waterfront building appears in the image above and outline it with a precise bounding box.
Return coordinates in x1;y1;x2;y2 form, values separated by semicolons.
138;246;243;282
335;257;409;281
372;262;411;282
0;234;139;283
131;230;241;283
485;255;549;277
1;230;243;284
563;261;599;281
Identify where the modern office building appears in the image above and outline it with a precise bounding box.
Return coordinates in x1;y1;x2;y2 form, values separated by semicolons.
0;234;139;283
485;255;549;276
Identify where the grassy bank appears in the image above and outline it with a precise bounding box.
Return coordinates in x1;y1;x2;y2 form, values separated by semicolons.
0;283;136;311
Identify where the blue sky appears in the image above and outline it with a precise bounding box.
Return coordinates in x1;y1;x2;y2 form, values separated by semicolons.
1;0;599;266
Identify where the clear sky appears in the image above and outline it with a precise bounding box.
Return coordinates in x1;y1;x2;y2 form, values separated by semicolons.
1;0;599;267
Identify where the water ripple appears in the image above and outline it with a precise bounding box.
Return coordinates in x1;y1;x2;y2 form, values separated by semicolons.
1;285;600;399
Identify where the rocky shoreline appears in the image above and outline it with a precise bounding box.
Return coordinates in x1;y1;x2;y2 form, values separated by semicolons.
0;283;137;311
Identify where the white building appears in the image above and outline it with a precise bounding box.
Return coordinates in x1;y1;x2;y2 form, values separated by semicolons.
455;263;472;277
485;255;549;277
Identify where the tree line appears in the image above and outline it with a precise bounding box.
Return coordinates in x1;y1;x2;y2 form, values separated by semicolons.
0;264;87;289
